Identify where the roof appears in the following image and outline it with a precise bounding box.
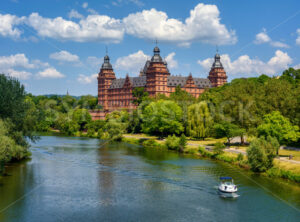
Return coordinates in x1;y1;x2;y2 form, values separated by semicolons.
167;76;211;88
220;177;232;180
151;46;163;63
212;53;223;68
109;76;146;89
101;55;113;70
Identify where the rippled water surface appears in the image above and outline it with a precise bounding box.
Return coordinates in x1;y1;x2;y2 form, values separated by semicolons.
0;136;299;222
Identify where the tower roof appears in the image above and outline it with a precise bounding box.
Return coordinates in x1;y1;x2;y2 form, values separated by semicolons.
101;54;113;70
212;52;223;69
151;46;163;62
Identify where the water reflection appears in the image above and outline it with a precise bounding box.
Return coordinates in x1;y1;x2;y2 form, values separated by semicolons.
0;136;298;222
97;143;115;206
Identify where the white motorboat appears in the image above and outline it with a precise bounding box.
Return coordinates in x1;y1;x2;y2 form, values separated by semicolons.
218;177;238;196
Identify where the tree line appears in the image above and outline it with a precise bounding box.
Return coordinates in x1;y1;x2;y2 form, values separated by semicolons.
0;68;299;174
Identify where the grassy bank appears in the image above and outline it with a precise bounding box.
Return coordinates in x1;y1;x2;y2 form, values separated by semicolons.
122;135;300;183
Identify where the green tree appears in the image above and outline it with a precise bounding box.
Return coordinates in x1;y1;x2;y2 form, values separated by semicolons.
213;121;243;144
179;134;187;152
104;119;126;141
187;102;213;139
72;109;92;131
78;95;98;109
170;86;196;130
132;87;149;105
142;100;183;137
280;68;300;84
247;136;278;172
0;74;37;144
257;111;299;149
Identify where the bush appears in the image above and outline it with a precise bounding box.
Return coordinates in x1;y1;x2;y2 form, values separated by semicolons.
237;153;244;161
267;167;300;183
165;135;180;150
198;146;213;157
213;142;226;155
247;136;277;172
142;139;161;148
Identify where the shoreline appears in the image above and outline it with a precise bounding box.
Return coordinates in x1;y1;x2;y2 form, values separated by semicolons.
121;135;300;184
32;132;300;184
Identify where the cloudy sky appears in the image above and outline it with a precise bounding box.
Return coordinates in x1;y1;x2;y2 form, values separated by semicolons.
1;0;299;95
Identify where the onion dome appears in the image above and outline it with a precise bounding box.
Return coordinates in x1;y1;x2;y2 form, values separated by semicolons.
101;55;113;69
151;46;163;62
212;53;223;68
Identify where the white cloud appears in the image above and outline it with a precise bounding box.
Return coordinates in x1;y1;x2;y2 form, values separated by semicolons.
32;59;50;68
82;2;88;8
0;13;24;38
294;64;300;69
37;67;65;78
26;13;124;43
68;9;84;19
115;50;149;74
4;69;32;80
0;53;35;69
77;73;98;84
270;41;289;48
296;29;300;46
254;29;289;48
254;30;271;44
165;52;178;69
123;4;237;46
49;50;79;62
115;50;178;74
198;50;292;76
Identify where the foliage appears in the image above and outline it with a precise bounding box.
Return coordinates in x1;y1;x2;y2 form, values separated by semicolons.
280;68;300;84
187;102;213;139
142;100;184;137
102;111;128;141
213;142;226;155
165;135;181;151
78;95;98;109
127;109;142;133
142;139;162;148
0;74;37;144
104;119;126;141
0;119;30;172
170;86;196;130
213;121;243;144
72;109;92;131
179;134;187;152
237;153;244;161
257;111;299;146
132;87;149;105
246;136;278;172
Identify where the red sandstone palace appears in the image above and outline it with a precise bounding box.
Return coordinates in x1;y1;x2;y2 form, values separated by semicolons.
91;46;227;119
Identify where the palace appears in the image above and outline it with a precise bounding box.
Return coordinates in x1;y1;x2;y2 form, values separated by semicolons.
90;46;227;119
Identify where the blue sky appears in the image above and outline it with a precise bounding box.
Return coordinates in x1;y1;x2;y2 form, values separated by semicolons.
0;0;299;96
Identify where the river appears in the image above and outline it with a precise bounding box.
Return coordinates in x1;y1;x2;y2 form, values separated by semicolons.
0;136;299;222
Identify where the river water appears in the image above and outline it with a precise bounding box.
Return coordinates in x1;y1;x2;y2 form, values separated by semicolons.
0;136;299;222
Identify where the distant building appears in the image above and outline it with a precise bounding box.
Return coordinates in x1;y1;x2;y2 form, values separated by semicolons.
90;46;227;120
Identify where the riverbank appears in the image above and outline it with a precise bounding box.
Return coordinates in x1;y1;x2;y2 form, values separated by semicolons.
35;131;300;183
121;134;300;184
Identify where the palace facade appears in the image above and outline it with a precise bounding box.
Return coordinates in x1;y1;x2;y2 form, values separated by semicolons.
90;46;227;119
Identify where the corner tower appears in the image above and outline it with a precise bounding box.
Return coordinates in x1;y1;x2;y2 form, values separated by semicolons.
98;54;116;111
145;46;170;96
208;52;227;87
